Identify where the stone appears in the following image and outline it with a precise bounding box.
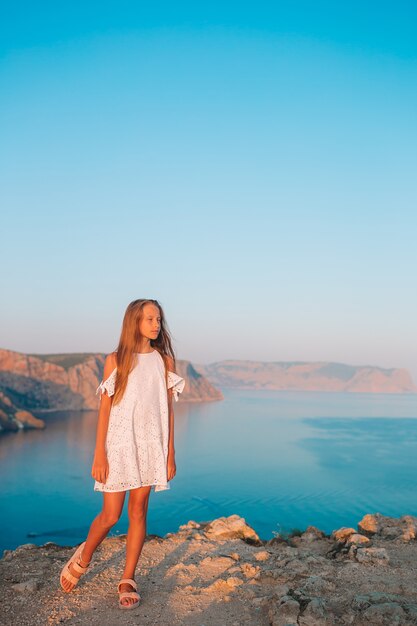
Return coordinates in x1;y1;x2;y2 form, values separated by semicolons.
179;520;201;530
12;580;39;593
269;596;300;626
346;533;370;546
331;527;357;542
240;562;259;578
203;515;261;544
274;584;290;597
298;597;329;626
300;526;326;541
358;512;417;542
353;592;403;610
362;602;406;624
354;547;390;565
301;576;336;594
226;576;244;588
283;558;310;576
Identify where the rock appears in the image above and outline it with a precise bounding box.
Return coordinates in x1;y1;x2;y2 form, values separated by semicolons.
283;558;310;576
353;592;403;609
226;576;244;588
240;562;259;578
404;604;417;622
346;533;370;546
0;392;45;433
2;550;13;561
331;527;357;542
2;512;417;626
358;513;381;536
200;555;235;568
301;576;336;594
280;546;300;559
203;575;244;594
353;546;390;565
300;526;326;541
266;535;288;546
11;544;38;555
298;597;329;625
274;584;290;597
12;580;39;593
362;602;406;624
358;513;417;542
327;530;370;559
269;595;300;626
401;515;417;542
179;520;201;530
203;514;261;544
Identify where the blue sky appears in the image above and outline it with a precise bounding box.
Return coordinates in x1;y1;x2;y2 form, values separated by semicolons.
1;2;416;381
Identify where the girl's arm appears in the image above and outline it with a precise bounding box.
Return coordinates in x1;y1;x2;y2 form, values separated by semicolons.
91;353;117;483
166;382;176;482
166;356;176;455
95;353;116;452
167;386;175;455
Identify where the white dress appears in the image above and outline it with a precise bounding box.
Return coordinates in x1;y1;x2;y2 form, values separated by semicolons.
94;350;185;493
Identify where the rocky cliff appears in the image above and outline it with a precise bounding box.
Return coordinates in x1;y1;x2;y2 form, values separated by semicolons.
2;512;417;625
196;360;417;393
0;390;45;433
0;348;223;432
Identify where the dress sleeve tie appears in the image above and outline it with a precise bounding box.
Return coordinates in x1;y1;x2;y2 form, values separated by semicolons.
167;371;186;402
96;367;117;397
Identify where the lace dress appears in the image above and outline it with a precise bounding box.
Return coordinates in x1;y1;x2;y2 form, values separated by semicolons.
94;350;185;493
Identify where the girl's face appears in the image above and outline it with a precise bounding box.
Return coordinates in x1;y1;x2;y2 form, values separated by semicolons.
139;303;161;339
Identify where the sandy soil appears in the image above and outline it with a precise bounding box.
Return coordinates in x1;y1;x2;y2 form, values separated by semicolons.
2;514;417;625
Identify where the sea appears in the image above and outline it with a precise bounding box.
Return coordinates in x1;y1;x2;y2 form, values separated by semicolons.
1;388;417;554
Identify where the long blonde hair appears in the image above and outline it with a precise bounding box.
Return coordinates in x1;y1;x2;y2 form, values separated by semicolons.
111;299;176;405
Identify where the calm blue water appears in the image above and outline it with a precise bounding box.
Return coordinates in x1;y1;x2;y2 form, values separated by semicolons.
2;389;417;553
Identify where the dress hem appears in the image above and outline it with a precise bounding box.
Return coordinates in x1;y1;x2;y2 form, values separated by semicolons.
94;481;170;493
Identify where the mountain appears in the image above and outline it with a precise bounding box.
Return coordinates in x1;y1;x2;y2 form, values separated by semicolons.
194;360;417;393
1;349;414;435
0;349;223;432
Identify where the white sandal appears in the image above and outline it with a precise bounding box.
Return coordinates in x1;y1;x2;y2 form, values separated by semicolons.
60;541;90;592
118;578;141;610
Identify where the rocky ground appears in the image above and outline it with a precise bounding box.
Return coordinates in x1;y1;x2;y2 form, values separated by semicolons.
2;513;417;625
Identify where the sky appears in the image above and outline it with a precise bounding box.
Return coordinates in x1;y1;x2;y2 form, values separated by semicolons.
1;2;416;381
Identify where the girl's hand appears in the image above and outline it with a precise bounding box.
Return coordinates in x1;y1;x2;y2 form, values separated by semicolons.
92;452;109;484
167;451;176;481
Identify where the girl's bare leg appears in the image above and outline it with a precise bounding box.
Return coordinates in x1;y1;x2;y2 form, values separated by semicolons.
61;491;126;592
119;485;152;607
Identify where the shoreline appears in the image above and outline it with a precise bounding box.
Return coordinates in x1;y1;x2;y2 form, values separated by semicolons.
2;512;417;625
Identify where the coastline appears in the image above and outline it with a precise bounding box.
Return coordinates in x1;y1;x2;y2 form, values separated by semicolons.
2;512;417;625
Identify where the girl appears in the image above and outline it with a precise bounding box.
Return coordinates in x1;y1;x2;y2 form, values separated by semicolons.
60;299;185;609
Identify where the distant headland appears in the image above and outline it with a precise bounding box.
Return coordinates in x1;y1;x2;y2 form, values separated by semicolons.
0;348;222;433
0;348;415;433
196;359;417;394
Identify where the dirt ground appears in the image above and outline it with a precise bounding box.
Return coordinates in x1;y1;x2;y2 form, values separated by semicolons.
2;513;417;625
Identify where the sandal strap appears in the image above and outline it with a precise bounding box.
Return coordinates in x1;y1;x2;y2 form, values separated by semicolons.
118;578;137;592
71;560;89;574
61;568;79;585
119;591;140;600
